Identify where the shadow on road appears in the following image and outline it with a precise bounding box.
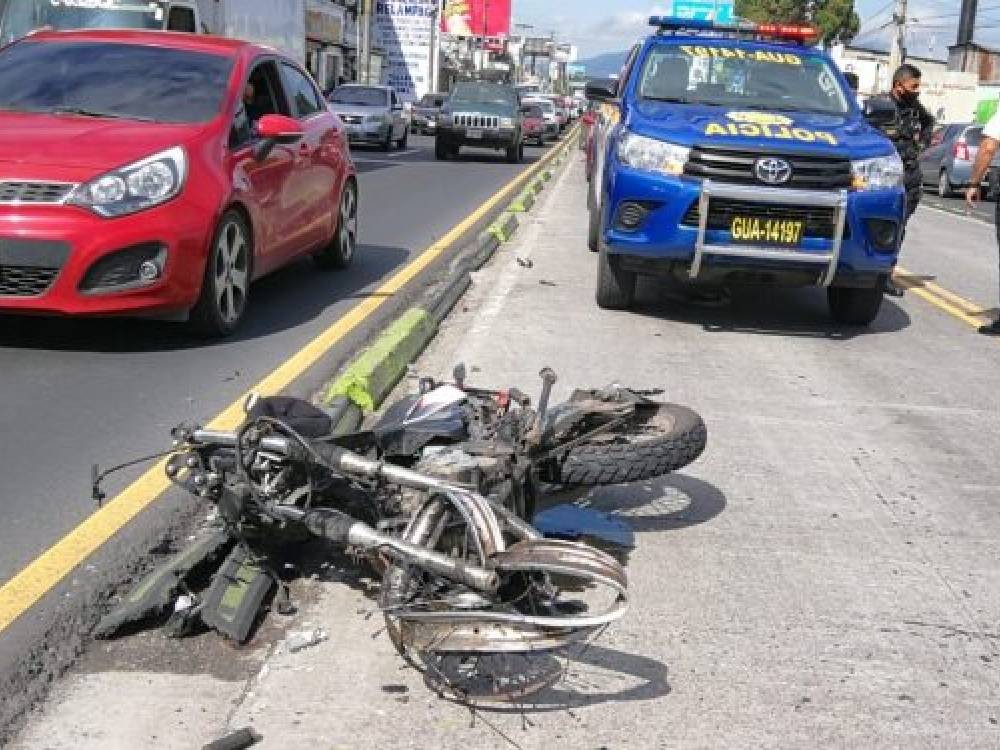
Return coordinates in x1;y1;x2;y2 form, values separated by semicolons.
630;277;911;340
0;244;411;353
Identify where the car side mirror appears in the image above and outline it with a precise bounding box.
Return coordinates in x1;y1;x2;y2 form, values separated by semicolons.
585;78;618;102
863;96;897;130
253;114;303;161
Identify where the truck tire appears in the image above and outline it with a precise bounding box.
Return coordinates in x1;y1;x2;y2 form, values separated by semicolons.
587;194;601;252
435;138;450;160
595;242;635;310
828;285;883;326
559;403;707;486
506;141;522;163
381;130;393;152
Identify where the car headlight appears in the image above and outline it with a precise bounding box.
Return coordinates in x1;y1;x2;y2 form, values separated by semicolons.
616;131;689;177
852;153;905;191
500;117;514;128
69;146;186;218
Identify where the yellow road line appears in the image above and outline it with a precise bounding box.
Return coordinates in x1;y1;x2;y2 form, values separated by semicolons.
894;265;990;328
0;129;579;634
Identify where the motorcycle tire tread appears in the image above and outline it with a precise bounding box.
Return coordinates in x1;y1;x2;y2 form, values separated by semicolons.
559;403;707;486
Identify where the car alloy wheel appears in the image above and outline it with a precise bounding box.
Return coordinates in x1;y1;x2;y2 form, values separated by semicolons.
191;209;251;337
315;180;358;269
213;218;249;326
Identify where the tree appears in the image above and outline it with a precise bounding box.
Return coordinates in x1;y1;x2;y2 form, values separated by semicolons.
734;0;859;45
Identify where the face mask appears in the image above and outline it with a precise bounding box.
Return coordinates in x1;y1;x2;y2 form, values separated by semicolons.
898;90;919;105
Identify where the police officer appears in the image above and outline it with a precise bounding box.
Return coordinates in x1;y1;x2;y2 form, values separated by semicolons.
884;64;935;221
868;65;935;295
964;111;1000;336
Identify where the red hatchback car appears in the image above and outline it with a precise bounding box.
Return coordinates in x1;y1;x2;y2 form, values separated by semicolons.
0;30;357;336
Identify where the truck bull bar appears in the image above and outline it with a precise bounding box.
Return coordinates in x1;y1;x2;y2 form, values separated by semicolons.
690;181;849;287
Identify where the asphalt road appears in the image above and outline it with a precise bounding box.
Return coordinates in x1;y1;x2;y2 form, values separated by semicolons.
921;189;996;225
0;133;552;586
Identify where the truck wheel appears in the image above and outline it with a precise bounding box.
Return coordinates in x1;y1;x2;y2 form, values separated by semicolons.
828;285;883;327
381;130;393;152
397;129;408;149
435;139;449;160
587;194;601;252
938;170;954;199
506;141;521;164
595;243;635;310
559;403;707;485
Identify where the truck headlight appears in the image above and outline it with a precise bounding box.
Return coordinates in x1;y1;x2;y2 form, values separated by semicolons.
69;146;186;218
617;131;689;177
851;154;905;191
500;117;514;128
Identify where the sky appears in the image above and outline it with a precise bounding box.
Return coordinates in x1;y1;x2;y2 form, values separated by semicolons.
511;1;1000;62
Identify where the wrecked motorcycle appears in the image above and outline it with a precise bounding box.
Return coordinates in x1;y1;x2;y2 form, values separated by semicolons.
94;368;705;700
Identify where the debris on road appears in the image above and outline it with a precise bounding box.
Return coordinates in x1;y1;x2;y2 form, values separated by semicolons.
285;628;329;654
202;727;262;750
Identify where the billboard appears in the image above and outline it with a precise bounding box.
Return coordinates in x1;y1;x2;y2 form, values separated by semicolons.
374;0;436;102
441;0;511;37
671;0;735;23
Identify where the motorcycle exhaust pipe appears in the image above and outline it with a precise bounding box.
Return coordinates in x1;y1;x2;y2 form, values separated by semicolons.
297;508;499;594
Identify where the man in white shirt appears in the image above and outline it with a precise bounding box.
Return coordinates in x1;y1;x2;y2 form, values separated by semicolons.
966;109;1000;335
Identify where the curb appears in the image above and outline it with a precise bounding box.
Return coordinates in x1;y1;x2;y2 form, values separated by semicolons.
318;125;580;413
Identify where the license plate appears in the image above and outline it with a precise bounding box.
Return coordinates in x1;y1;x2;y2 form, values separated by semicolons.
730;216;804;246
467;128;483;139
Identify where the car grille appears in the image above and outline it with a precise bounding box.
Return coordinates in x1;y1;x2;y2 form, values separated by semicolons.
682;198;842;239
340;115;363;125
454;113;500;128
0;265;60;296
684;145;853;190
0;181;74;204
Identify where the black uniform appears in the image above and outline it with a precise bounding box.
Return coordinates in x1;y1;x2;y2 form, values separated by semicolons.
872;93;935;220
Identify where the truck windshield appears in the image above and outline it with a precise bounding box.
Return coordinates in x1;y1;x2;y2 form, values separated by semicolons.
0;40;233;123
639;43;850;116
451;83;516;106
0;0;162;45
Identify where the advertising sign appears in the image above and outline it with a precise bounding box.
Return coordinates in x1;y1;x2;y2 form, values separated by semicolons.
671;0;735;23
374;0;436;102
441;0;512;37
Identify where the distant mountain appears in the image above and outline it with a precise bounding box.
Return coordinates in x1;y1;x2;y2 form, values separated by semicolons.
576;51;628;79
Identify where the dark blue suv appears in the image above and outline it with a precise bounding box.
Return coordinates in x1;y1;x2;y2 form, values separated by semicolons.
586;18;906;326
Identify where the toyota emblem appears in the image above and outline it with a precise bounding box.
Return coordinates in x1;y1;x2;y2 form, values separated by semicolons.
754;157;793;186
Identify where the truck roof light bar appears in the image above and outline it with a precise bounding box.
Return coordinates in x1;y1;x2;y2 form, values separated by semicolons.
648;16;820;45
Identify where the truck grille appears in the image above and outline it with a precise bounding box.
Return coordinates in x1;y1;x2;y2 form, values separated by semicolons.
0;265;60;296
454;113;500;129
685;146;853;190
682;198;842;239
0;181;74;204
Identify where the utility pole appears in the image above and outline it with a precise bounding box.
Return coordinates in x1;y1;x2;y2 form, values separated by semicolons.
430;0;442;93
957;0;979;71
889;0;908;74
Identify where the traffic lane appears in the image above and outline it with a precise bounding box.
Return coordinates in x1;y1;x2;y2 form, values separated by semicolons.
897;206;999;322
0;133;548;585
308;158;1000;746
921;191;995;224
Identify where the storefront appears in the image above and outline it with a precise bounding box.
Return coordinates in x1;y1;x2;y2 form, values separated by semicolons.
306;0;348;93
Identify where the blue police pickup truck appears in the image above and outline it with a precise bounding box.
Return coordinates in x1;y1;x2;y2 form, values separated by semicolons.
586;18;906;326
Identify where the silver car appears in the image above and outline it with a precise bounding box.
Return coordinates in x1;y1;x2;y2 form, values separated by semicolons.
919;123;1000;198
327;84;409;151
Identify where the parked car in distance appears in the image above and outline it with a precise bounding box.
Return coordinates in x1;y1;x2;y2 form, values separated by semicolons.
411;92;447;134
328;84;408;151
0;29;358;337
436;82;523;163
545;95;569;130
521;103;546;146
523;97;560;141
919;123;1000;198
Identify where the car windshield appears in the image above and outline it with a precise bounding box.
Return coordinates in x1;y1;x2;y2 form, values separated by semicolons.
419;94;443;107
0;0;161;46
329;86;388;107
0;40;233;123
451;83;516;106
528;99;554;113
523;105;543;118
638;42;851;116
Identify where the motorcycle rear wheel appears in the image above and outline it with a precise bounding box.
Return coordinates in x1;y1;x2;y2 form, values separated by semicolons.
559;403;707;486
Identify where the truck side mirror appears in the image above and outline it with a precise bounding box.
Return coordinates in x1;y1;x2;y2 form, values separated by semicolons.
585;78;618;103
864;96;897;130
